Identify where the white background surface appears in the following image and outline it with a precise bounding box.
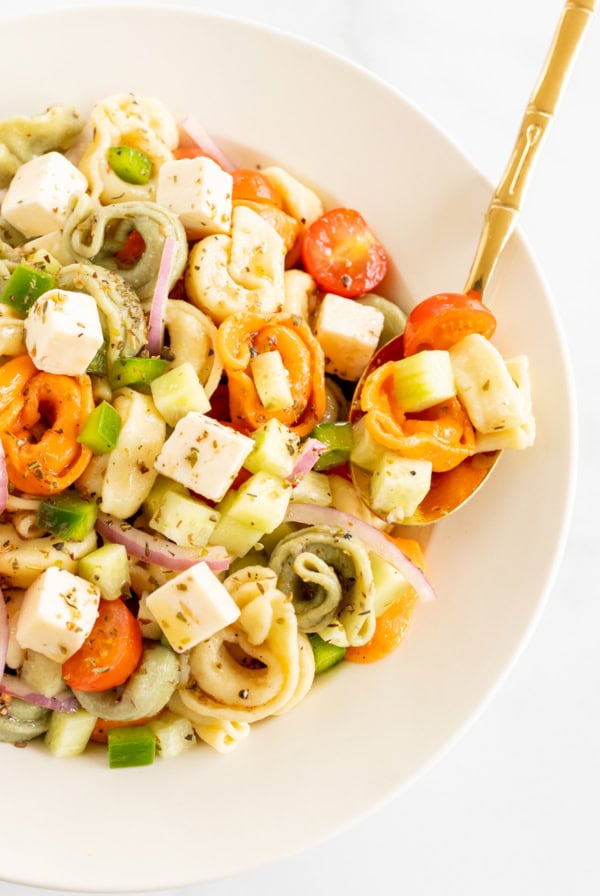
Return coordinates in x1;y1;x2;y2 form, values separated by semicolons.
1;0;598;894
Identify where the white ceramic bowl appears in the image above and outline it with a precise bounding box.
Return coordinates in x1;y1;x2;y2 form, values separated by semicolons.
0;6;575;891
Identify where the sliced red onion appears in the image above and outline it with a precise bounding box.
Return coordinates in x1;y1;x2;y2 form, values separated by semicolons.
289;439;327;483
147;236;178;356
0;440;8;514
0;586;8;675
284;502;436;602
0;674;78;712
96;512;230;573
178;114;237;173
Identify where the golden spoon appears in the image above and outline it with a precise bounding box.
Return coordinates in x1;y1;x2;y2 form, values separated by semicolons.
350;0;596;525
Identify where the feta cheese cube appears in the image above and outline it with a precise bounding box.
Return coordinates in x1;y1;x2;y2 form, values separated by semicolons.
25;287;104;375
15;567;101;663
146;561;240;652
1;152;88;238
154;412;254;502
156;155;232;239
313;293;384;381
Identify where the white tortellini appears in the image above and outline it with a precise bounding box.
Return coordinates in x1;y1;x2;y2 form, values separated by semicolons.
77;388;165;518
171;567;315;748
0;521;97;589
164;299;223;398
269;525;376;648
185;205;285;324
77;94;178;204
261;166;324;231
0;304;25;357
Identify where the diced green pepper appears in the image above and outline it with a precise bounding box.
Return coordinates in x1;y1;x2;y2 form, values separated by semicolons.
107;725;156;768
35;492;98;541
0;264;55;314
110;356;168;389
308;633;346;674
310;421;355;471
86;343;108;376
77;401;122;454
107;145;153;185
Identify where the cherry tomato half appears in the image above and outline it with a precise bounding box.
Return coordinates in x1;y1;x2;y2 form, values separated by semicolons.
301;208;388;298
402;292;497;356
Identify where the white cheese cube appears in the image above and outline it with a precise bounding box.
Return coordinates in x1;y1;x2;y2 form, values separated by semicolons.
154;412;254;502
1;152;88;238
156;155;232;239
146;561;240;653
24;288;104;375
15;567;100;664
313;293;384;381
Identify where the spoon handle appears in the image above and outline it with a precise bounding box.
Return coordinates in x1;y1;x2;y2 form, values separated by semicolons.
463;0;596;296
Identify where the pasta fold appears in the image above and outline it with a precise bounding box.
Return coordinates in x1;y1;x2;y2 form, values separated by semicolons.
0;105;83;187
164;299;223;398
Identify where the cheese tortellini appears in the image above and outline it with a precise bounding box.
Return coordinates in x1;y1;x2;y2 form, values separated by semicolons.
171;567;315;746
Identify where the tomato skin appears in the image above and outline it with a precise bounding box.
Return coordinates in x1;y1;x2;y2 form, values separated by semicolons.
114;229;146;266
301;208;388;299
231;169;282;206
62;598;143;693
402;292;497;356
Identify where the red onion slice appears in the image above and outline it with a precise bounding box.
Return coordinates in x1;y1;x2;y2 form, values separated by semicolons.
147;236;178;356
96;512;230;573
289;438;327;483
0;674;78;712
0;440;8;514
284;502;435;602
178;114;237;173
0;586;8;675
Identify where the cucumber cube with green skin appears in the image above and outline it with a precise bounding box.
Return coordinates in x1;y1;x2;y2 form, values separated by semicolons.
225;471;291;533
350;416;388;472
392;349;456;413
45;708;97;759
35;492;98;541
149;490;220;548
110;356;168;390
150;362;211;427
289;470;332;506
22;247;62;276
77;400;122;454
142;475;189;520
77;543;131;601
308;633;346;674
244;418;300;478
107;145;153;185
250;350;293;411
208;492;264;558
369;452;433;523
0;264;55;314
20;651;65;698
369;552;414;617
148;711;195;759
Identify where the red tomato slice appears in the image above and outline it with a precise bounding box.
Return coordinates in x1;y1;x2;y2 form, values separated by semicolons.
301;208;388;298
402;292;497;356
114;229;146;266
62;598;143;692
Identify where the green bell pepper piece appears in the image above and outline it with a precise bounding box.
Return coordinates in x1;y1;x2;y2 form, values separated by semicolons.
310;421;355;471
77;400;122;454
110;356;168;390
308;633;346;674
35;492;98;541
0;264;55;314
108;725;156;768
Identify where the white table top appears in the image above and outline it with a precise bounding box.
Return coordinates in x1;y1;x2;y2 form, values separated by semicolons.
1;1;598;894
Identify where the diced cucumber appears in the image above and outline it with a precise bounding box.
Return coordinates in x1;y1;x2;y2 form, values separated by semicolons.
350;416;388;472
225;471;291;533
393;350;456;413
369;552;415;617
369;452;432;523
77;401;122;454
449;333;528;433
308;633;346;674
150;362;211;426
0;699;49;743
290;470;332;506
20;651;65;698
21;247;62;276
143;475;189;520
148;711;195;759
149;490;220;548
244;418;300;478
250;350;293;410
208;492;264;558
44;708;97;758
77;543;131;601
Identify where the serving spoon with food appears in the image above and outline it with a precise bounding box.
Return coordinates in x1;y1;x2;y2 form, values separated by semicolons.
350;0;596;525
